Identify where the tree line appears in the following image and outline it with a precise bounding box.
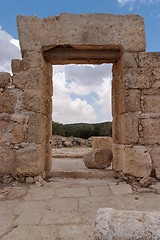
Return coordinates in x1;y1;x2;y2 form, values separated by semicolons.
52;121;112;139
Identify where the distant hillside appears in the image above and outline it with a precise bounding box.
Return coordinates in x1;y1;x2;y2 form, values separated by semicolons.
52;121;112;139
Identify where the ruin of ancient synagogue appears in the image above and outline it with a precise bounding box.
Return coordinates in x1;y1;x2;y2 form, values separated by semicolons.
0;13;160;180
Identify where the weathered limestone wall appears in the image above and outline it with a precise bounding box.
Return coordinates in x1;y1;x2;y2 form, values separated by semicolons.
0;53;52;176
112;52;160;179
137;52;160;179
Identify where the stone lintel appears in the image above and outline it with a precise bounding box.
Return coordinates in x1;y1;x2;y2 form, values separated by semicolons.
17;13;146;54
43;47;121;64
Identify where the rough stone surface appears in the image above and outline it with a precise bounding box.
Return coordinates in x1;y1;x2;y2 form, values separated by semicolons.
0;72;11;88
140;118;160;144
0;176;160;240
13;68;46;90
137;52;160;68
94;208;160;240
92;137;113;152
0;144;16;174
16;145;45;175
148;145;160;180
112;144;125;172
83;149;112;169
123;145;152;178
108;182;133;195
0;90;17;113
112;113;139;144
52;135;92;148
112;144;152;178
17;14;146;53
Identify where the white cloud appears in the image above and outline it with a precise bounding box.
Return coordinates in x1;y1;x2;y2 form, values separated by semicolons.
64;64;111;87
117;0;130;5
53;64;112;123
117;0;160;6
95;77;112;121
0;26;21;72
52;67;97;123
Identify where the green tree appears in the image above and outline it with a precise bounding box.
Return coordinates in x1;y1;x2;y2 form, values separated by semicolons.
52;122;65;136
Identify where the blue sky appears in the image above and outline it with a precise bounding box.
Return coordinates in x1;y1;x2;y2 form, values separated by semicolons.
0;0;160;123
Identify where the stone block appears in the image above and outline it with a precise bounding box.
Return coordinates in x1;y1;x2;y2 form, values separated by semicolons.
112;144;125;172
123;145;152;178
125;89;141;112
112;89;141;115
16;144;45;175
0;90;17;113
153;68;160;81
108;182;133;195
92;137;113;151
123;68;153;89
83;149;112;169
94;208;160;240
26;113;47;144
0;72;11;88
21;91;51;115
137;52;160;68
124;113;139;144
11;59;22;74
10;113;27;123
17;14;146;53
0;113;10;127
112;60;124;96
0;144;16;174
9;122;25;144
112;115;124;144
45;142;52;171
45;113;52;171
112;94;125;115
122;52;138;69
148;145;160;180
141;118;160;144
153;80;160;89
13;68;46;91
112;113;139;144
142;87;160;95
141;95;160;113
114;143;153;179
0;114;10;144
12;52;47;73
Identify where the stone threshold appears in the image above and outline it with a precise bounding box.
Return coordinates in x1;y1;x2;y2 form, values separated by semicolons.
47;169;113;179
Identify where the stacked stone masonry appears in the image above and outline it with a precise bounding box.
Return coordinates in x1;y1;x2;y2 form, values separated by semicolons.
0;13;160;179
112;52;160;179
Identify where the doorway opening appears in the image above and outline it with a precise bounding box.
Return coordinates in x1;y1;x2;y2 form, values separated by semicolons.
43;45;121;174
51;63;113;175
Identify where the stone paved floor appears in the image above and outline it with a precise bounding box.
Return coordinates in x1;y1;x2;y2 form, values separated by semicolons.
0;148;160;239
53;158;87;171
0;176;160;240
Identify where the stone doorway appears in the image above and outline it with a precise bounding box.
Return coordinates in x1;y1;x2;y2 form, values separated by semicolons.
1;13;160;180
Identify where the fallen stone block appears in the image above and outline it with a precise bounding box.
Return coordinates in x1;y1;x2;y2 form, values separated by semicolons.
92;136;113;152
83;149;112;169
94;208;160;240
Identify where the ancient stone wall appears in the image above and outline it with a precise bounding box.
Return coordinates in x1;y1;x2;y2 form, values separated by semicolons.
112;52;160;179
0;13;159;179
0;54;52;176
